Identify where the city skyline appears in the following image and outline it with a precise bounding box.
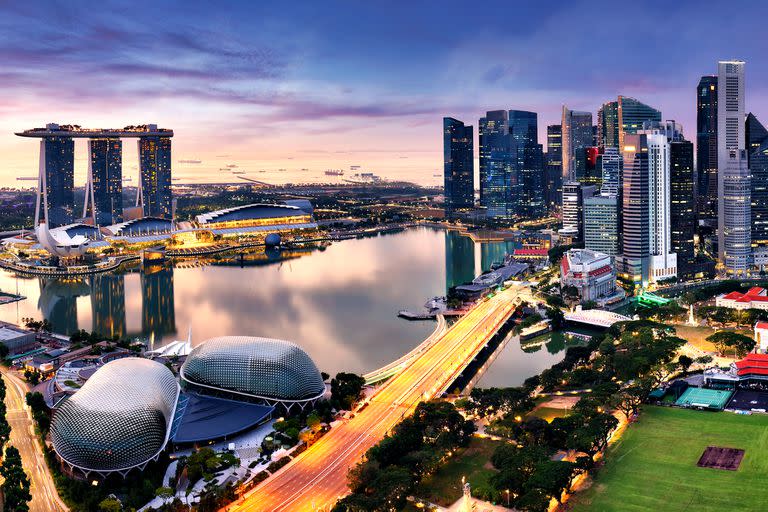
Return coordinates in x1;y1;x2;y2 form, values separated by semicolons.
2;1;768;188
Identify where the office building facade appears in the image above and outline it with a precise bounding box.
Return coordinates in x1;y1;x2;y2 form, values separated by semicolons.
479;110;515;220
561;107;593;181
717;60;750;275
670;138;696;276
598;96;661;149
509;110;545;219
561;182;595;243
584;194;619;256
748;114;768;248
443;117;474;214
545;125;562;209
697;76;719;220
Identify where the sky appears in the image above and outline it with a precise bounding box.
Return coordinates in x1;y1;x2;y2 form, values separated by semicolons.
2;0;768;187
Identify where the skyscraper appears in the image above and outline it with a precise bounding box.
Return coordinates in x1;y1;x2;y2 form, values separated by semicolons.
443;117;474;215
618;134;650;285
545;125;562;209
751;139;768;248
598;96;661;149
584;194;619;256
137;128;173;219
479;110;515;220
597;101;619;148
669;134;696;277
697;76;718;221
561;182;595;243
85;138;123;225
600;147;622;196
747;113;768;248
36;130;75;228
561;107;593;181
509;110;544;219
746;113;768;165
717;60;750;275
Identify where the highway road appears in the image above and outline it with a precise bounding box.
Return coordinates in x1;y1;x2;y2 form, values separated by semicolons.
230;285;524;512
2;369;68;512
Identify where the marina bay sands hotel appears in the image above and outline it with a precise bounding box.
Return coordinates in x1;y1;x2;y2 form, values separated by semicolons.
16;123;174;228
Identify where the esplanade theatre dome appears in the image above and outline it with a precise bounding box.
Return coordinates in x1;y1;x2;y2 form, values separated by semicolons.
50;358;179;476
180;336;325;409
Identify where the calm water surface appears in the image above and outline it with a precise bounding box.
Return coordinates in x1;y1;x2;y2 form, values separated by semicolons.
0;228;568;385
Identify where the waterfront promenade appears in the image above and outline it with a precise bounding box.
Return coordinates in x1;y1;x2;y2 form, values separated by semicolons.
229;285;526;512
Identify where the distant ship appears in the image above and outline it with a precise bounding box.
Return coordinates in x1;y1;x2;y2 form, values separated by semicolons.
325;169;344;176
232;170;245;175
344;172;382;184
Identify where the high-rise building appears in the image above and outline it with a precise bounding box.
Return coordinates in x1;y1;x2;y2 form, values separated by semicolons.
598;96;661;149
561;107;593;181
747;113;768;248
35;127;75;228
746;113;768;165
479;110;515;220
443;117;474;215
584;194;619;256
509;110;544;219
670;136;696;276
597;101;619;148
138;129;173;219
545;125;562;209
85;138;123;225
618;134;650;284
717;60;750;275
697;76;719;220
600;147;622;196
751;139;768;247
561;182;595;243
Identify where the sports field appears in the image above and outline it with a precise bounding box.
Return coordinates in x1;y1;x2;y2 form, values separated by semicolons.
570;406;768;512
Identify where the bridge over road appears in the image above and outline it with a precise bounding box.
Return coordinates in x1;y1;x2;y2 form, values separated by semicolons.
227;285;525;512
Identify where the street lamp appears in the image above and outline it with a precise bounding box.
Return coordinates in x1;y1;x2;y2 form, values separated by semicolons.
506;489;510;506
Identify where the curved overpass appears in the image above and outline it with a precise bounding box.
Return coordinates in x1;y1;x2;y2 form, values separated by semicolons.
228;286;524;512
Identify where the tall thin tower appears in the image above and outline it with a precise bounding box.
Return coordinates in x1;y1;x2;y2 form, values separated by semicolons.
717;60;750;275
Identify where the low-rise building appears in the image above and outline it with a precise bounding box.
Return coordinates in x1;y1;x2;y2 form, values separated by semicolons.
0;322;37;355
560;248;624;306
754;321;768;352
715;287;768;310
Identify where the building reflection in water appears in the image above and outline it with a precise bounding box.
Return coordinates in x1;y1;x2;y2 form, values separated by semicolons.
444;231;476;293
141;263;176;348
37;277;90;336
90;273;126;339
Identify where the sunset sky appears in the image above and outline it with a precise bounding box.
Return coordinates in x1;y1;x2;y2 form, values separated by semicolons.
2;0;768;187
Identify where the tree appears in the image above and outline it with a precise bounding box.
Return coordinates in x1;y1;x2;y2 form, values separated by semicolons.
1;446;31;512
98;497;122;512
525;460;575;503
706;331;756;357
331;373;365;411
677;354;694;373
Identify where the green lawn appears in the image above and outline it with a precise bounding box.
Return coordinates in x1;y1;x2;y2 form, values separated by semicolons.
571;406;768;512
414;436;500;506
528;406;570;422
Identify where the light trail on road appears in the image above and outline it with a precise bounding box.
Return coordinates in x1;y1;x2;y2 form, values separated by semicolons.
229;286;524;512
2;370;68;512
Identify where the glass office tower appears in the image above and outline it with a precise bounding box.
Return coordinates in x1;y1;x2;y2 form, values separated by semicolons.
479;110;515;220
697;76;718;220
443;117;474;215
545;125;562;209
509;110;544;219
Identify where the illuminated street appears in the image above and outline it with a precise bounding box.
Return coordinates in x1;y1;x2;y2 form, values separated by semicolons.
2;369;68;512
231;285;527;512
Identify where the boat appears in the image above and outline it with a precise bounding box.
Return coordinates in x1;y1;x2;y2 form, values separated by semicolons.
343;172;382;185
325;169;344;176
